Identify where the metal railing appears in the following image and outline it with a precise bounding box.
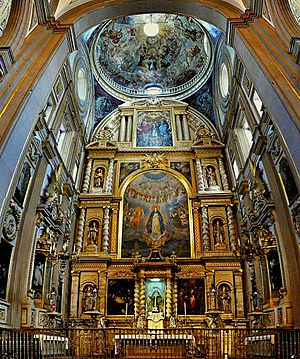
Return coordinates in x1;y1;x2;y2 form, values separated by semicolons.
0;327;299;359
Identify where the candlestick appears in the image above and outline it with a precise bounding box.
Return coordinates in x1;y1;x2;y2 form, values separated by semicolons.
125;302;128;317
184;302;187;317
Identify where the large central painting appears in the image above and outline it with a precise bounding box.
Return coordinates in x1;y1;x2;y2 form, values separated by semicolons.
121;171;190;258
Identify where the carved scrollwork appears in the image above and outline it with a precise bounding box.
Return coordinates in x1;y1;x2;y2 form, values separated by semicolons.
3;200;21;241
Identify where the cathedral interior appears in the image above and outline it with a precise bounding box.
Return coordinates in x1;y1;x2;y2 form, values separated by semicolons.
0;0;300;357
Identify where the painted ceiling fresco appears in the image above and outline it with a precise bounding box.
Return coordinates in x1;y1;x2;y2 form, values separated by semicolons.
91;14;213;99
81;15;221;126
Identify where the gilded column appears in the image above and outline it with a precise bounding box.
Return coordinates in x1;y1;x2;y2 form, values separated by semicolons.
82;158;93;192
175;114;183;140
126;115;133;142
196;158;205;192
226;205;236;251
110;205;119;255
99;270;108;315
119;115;126;142
74;208;86;253
70;271;80;317
218;158;229;190
182;113;190;140
201;206;210;251
139;271;146;318
173;277;178;316
234;270;244;318
166;275;172;318
105;159;114;193
134;277;140;318
102;206;110;252
193;205;202;257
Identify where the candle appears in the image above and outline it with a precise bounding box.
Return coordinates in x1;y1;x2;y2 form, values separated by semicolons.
184;302;187;317
125;302;128;317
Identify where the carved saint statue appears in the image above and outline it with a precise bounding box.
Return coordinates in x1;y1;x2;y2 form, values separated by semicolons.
88;221;99;245
206;166;217;187
94;167;104;189
213;219;225;245
217;284;231;312
82;285;97;312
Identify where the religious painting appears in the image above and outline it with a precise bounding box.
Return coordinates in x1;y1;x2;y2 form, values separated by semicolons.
0;241;12;299
170;162;192;184
145;279;165;316
279;157;299;204
267;251;283;298
121;171;190;258
107;279;134;315
136;111;173;147
32;253;46;299
119;162;140;186
14;161;31;206
177;279;205;315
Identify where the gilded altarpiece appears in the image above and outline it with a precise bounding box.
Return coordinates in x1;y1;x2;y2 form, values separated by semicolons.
70;99;245;329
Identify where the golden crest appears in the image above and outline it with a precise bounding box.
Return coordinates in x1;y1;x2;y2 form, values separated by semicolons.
141;153;168;169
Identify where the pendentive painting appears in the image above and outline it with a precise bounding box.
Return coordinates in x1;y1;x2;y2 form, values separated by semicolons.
107;279;134;315
119;162;140;186
170;162;192;184
177;279;205;315
121;171;190;258
136;110;173;147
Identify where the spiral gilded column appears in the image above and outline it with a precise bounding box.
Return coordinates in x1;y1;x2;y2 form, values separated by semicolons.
218;158;229;190
173;278;178;316
74;208;86;253
134;278;140;318
102;206;110;252
227;205;236;251
196;158;205;192
139;273;146;318
105;159;114;193
202;206;210;250
166;276;172;318
82;158;93;192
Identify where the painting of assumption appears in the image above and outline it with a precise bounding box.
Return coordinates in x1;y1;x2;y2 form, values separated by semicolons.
177;279;205;315
136;111;173;147
107;279;134;315
121;171;191;258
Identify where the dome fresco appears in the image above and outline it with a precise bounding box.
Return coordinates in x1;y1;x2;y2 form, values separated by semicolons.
91;14;214;100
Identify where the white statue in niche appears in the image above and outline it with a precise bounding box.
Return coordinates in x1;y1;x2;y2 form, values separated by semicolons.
93;167;104;191
205;166;220;191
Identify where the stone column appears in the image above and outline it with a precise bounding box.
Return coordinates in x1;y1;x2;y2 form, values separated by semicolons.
126;115;133;142
70;271;80;317
182;114;190;140
201;206;210;251
166;275;172;318
196;158;205;192
105;159;114;193
175;114;183;140
134;277;140;318
102;206;110;253
82;158;93;192
226;205;236;251
119;115;126;142
218;158;229;190
74;208;86;253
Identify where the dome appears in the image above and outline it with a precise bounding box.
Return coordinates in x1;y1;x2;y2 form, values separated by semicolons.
91;14;214;100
